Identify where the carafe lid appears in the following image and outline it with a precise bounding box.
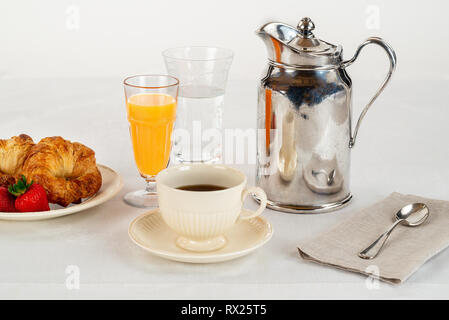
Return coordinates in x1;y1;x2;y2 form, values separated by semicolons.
257;17;342;69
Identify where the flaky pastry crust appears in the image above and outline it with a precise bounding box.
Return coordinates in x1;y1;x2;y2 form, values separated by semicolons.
0;134;35;187
22;136;102;207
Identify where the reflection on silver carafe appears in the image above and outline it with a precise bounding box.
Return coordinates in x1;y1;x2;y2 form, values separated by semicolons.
255;17;397;213
278;109;297;182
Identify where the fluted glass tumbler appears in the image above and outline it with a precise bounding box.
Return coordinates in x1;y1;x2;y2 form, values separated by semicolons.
163;47;233;164
123;75;179;208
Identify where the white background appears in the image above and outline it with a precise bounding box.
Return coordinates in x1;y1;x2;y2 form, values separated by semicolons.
1;0;448;82
1;0;449;299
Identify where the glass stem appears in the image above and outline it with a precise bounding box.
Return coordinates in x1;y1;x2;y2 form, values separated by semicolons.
145;176;157;194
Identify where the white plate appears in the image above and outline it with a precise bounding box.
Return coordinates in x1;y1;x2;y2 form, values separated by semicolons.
128;209;273;263
0;164;123;221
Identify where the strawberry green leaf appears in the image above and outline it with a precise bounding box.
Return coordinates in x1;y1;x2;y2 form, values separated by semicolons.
8;175;33;197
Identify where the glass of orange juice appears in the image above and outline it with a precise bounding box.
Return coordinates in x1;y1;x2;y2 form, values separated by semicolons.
123;75;179;207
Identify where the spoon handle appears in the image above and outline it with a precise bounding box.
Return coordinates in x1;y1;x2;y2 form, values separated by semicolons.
358;219;402;259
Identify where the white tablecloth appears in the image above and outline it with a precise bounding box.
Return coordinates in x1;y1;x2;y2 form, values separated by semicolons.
1;77;449;299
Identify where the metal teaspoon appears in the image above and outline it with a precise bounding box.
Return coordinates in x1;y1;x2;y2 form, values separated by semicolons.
358;203;430;259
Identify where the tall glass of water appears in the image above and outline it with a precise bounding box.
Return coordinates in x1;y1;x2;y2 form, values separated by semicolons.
163;47;233;163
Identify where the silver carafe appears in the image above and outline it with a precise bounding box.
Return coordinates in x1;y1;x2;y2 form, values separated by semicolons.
255;17;396;213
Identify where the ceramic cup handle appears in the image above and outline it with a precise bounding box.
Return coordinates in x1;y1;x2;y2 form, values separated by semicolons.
239;186;267;220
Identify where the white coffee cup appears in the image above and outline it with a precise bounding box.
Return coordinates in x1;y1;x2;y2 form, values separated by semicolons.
156;164;267;252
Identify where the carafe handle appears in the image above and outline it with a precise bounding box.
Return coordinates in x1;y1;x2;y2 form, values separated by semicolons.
342;37;397;148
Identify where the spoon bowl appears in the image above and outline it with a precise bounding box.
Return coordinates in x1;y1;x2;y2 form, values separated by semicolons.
397;203;429;226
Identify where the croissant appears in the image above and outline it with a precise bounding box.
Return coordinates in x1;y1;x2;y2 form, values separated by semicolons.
22;136;102;207
0;134;35;187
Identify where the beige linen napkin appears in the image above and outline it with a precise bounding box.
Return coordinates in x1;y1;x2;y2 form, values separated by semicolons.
297;192;449;284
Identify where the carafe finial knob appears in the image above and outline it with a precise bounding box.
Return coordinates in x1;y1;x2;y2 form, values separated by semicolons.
297;17;315;38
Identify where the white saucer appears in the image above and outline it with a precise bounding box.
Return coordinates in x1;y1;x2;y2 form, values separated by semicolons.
128;209;273;263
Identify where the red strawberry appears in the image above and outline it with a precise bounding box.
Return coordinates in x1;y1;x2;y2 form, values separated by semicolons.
9;176;50;212
0;187;17;212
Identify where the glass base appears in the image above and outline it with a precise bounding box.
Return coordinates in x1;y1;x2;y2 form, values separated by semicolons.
174;154;221;164
123;190;158;208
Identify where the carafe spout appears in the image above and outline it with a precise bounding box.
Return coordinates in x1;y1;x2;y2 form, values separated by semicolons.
256;22;299;64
